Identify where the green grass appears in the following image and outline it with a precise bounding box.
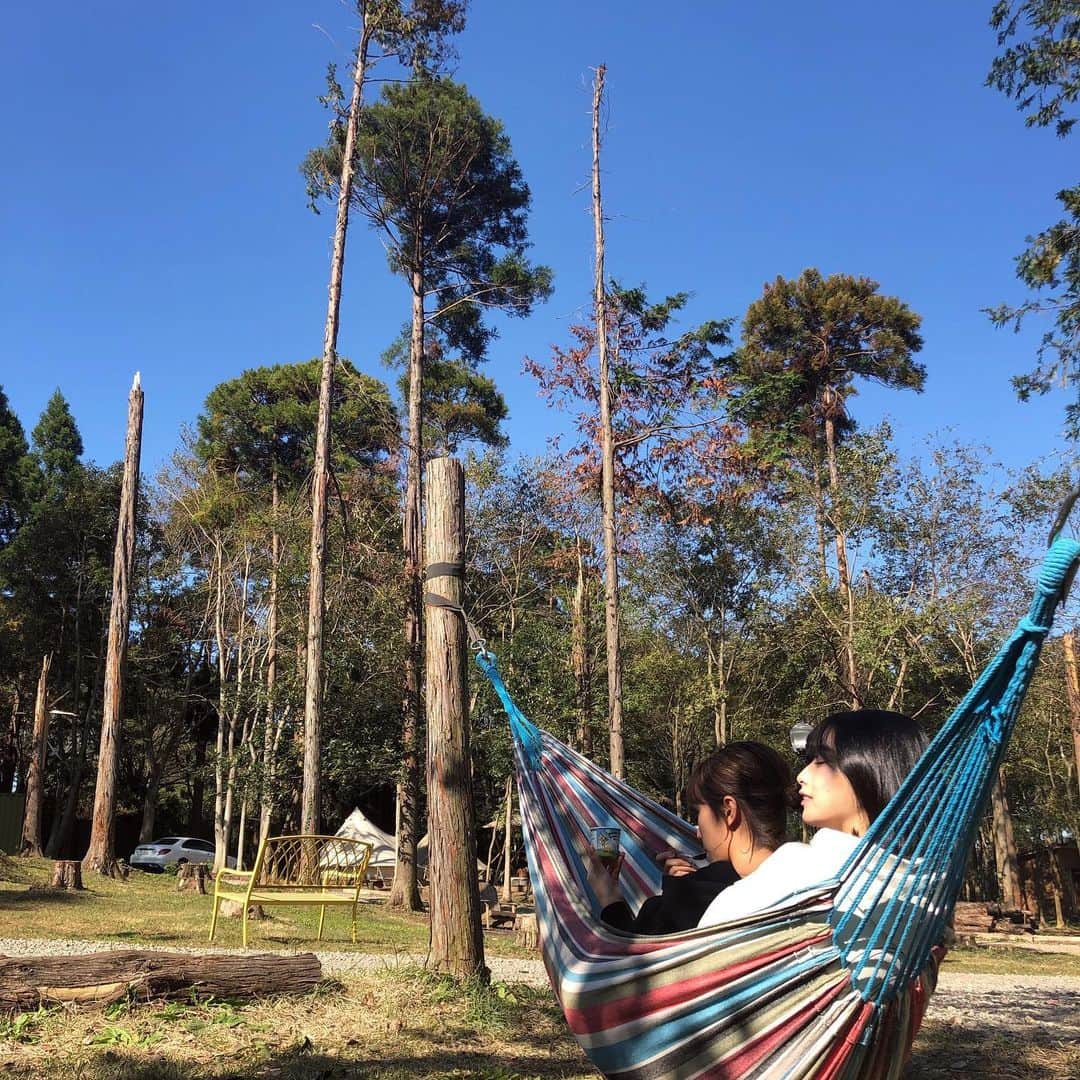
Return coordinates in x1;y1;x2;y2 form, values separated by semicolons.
0;857;533;958
941;945;1080;977
0;968;595;1079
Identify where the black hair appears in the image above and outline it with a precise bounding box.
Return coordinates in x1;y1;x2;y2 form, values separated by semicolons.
803;710;927;824
685;741;798;851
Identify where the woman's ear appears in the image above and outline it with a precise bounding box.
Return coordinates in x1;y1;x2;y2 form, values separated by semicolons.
721;794;739;827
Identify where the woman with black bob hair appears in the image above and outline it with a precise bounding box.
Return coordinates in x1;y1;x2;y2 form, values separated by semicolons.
589;741;797;934
698;709;927;927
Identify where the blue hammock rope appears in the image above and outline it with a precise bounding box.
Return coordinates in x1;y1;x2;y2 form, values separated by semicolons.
473;535;1080;1079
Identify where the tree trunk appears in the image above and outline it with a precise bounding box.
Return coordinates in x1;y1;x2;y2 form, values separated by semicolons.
990;768;1022;908
302;16;373;839
189;721;207;837
390;270;425;912
501;776;514;905
1;685;20;795
19;654;52;857
84;373;144;875
822;390;860;707
810;449;828;583
1063;629;1080;801
0;951;321;1011
138;760;162;845
571;536;593;755
591;64;625;779
260;473;281;850
424;457;486;980
236;796;248;871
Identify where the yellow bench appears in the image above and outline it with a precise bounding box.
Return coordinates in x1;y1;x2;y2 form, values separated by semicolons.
209;834;373;947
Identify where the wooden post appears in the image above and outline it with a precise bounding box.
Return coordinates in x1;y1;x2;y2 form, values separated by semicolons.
591;64;625;779
1063;630;1080;801
424;456;486;980
19;653;52;857
84;373;143;876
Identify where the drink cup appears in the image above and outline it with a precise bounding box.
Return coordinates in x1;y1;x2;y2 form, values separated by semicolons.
591;827;622;870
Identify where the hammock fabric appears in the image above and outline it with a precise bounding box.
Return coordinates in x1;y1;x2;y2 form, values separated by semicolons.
476;536;1080;1080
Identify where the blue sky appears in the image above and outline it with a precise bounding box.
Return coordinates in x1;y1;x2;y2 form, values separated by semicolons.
1;1;1075;480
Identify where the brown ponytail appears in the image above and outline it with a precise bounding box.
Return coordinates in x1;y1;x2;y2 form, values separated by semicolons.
685;741;795;851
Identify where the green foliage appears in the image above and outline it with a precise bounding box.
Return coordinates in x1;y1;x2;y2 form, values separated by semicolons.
304;76;552;360
987;184;1080;434
736;269;924;461
195;357;398;486
0;386;29;548
986;4;1080;433
988;1;1080;136
383;327;509;454
29;388;84;493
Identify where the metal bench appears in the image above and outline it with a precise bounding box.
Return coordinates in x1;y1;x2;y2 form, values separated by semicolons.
209;834;373;947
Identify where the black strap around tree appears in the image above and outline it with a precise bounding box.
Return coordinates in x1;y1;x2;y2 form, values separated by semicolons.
423;562;487;654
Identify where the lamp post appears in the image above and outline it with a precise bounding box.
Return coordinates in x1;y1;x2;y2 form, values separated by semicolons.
789;720;813;755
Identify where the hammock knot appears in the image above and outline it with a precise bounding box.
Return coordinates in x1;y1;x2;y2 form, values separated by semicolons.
979;702;1007;745
1016;615;1051;637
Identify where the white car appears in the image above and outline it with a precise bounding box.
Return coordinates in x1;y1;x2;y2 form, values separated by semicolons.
129;837;236;872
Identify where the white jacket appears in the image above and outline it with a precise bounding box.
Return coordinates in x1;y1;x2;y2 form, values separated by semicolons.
697;828;859;927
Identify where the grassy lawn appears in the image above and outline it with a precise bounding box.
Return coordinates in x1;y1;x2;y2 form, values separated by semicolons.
941;946;1080;977
2;856;1079;1077
0;968;595;1079
0;857;531;958
0;967;1076;1080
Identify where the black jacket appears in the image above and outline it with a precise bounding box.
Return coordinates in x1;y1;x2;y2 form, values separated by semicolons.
600;860;740;935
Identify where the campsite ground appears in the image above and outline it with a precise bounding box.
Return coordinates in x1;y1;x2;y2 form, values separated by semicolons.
1;860;1078;1078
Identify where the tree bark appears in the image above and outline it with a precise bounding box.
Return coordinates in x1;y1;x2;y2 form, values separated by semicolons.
424;457;486;980
176;862;209;894
302;15;373;839
571;536;593;755
1063;629;1080;801
390;270;425;911
591;64;625;779
990;768;1023;908
822;388;860;707
138;760;162;846
0;951;321;1011
501;776;514;905
19;654;52;857
260;471;281;850
84;373;143;875
49;860;84;890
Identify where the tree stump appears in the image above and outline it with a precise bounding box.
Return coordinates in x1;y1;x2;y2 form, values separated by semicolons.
0;949;321;1010
515;913;539;950
49;861;84;890
176;864;209;894
218;899;266;920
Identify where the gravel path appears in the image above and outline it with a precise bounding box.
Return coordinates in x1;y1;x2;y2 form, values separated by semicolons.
3;938;1079;1038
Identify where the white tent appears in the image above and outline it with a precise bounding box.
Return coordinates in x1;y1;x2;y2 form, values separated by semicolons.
334;807;486;884
333;807;429;884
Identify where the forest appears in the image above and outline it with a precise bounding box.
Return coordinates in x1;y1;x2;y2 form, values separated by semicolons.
2;0;1080;926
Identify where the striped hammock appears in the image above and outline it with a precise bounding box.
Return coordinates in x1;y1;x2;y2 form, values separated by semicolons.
476;536;1080;1080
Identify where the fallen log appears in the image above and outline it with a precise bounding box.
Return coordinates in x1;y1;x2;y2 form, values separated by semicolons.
0;949;321;1011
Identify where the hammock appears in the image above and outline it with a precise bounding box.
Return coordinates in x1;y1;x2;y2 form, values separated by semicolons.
475;535;1080;1080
